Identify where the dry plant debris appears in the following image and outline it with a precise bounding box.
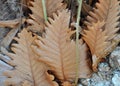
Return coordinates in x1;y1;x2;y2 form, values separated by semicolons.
26;0;66;32
0;0;119;86
82;21;109;71
2;29;58;86
0;19;20;29
83;0;120;71
32;10;92;82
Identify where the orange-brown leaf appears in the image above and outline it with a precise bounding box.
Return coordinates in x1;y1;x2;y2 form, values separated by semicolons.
27;0;66;32
32;10;92;83
0;19;19;29
82;1;92;16
83;0;120;70
85;0;120;40
82;21;109;71
2;29;57;86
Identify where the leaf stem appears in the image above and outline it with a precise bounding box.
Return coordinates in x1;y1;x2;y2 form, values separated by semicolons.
42;0;47;21
75;0;82;85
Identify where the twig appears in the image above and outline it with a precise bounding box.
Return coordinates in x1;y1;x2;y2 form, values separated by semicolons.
75;0;82;86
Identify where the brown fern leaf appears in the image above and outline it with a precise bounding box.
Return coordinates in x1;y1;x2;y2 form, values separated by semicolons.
82;1;92;16
62;81;73;86
32;10;92;83
26;0;66;32
0;19;20;29
22;81;31;86
2;29;58;86
82;21;109;71
84;0;120;61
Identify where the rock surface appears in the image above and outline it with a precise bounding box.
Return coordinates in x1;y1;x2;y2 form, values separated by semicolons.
109;47;120;70
112;71;120;86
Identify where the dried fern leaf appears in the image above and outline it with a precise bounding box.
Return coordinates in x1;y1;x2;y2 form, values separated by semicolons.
89;0;93;5
22;81;31;86
2;29;57;86
0;18;25;51
82;1;92;16
27;0;66;32
62;81;72;86
0;19;20;29
0;28;18;50
32;10;92;83
84;0;120;61
22;0;33;6
82;21;109;71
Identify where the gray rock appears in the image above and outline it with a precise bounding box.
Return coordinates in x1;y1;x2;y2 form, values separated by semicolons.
109;47;120;69
89;73;113;86
98;62;110;72
92;81;112;86
78;84;83;86
112;71;120;86
80;78;91;86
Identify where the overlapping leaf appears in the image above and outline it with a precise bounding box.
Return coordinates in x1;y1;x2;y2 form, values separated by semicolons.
83;0;120;70
82;1;92;16
32;10;92;84
27;0;66;32
0;18;25;29
0;18;26;50
0;19;19;28
2;29;57;86
85;0;120;40
82;21;109;71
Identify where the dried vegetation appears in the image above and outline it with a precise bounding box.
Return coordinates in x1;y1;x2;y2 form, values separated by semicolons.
0;0;120;86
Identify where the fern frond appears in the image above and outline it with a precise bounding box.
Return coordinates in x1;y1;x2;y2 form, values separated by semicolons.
26;0;66;32
0;19;25;29
82;21;109;71
32;10;92;84
83;0;120;69
2;29;57;86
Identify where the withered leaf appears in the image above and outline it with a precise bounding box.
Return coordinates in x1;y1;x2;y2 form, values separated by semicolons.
2;29;57;86
27;0;66;32
22;81;31;86
82;1;92;16
32;10;92;83
0;18;25;52
82;21;109;71
0;28;18;50
85;0;120;39
0;19;20;29
83;0;120;70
